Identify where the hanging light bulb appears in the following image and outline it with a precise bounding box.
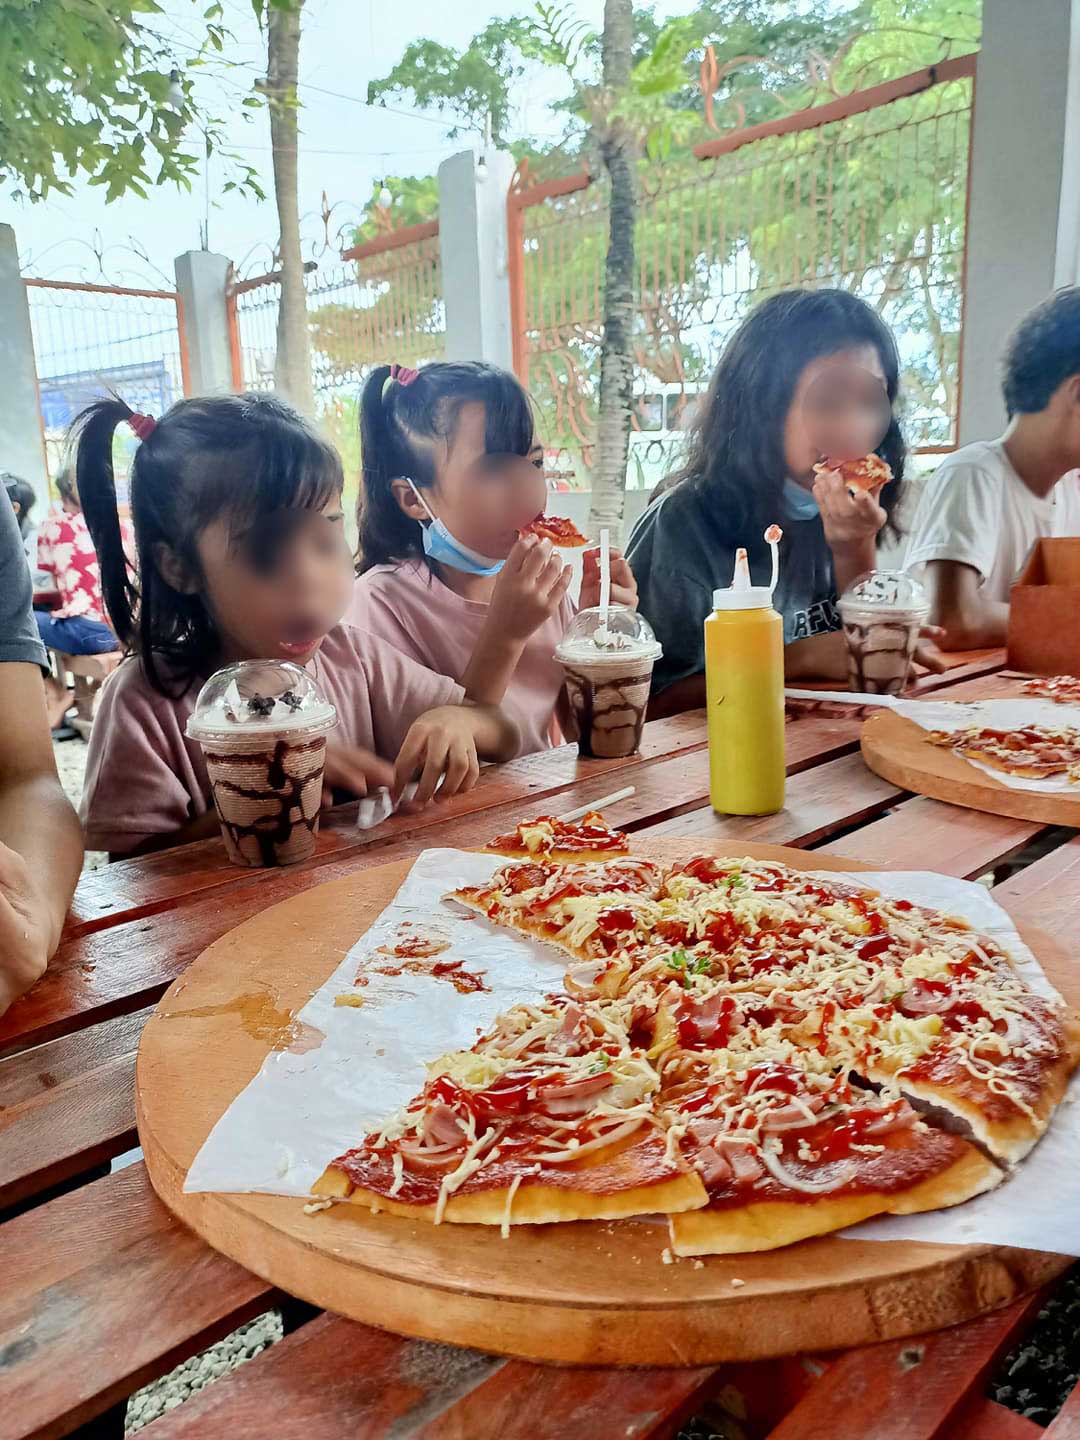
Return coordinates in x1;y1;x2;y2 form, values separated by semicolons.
167;68;185;111
476;152;488;182
378;180;393;208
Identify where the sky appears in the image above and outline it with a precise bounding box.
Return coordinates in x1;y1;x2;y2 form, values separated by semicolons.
4;0;687;286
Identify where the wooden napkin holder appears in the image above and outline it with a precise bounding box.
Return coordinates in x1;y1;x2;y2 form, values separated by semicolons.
1007;537;1080;674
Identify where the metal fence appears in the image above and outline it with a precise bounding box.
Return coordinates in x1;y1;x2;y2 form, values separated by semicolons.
24;279;189;481
229;220;445;399
509;53;976;488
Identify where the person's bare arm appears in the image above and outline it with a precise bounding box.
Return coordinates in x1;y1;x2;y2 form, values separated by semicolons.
784;632;850;681
923;560;1009;649
461;537;571;706
647;673;706;720
0;663;83;1014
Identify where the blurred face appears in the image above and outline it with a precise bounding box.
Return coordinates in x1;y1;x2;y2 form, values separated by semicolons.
783;345;890;485
394;401;547;560
187;496;353;665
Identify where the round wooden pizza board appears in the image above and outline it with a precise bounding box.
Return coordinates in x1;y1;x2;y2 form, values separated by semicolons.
861;708;1080;827
135;839;1074;1367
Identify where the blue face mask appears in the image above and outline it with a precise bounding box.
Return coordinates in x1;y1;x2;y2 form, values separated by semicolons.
406;479;505;576
782;477;820;521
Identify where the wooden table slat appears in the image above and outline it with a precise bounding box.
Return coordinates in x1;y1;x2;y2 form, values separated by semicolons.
954;1398;1046;1439
0;1164;275;1440
640;751;904;846
766;1292;1048;1440
0;1008;149;1210
817;797;1046;879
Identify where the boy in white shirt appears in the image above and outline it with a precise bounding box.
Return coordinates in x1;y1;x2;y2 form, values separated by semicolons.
906;286;1080;647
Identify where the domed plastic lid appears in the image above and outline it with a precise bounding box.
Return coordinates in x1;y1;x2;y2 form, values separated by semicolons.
185;660;337;746
838;569;929;617
554;604;663;667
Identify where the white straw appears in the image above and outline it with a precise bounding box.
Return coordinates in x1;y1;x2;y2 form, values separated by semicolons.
784;688;897;708
557;786;635;823
598;527;611;627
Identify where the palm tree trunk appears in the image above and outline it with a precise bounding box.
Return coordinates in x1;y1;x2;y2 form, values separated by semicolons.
588;0;636;538
267;2;314;415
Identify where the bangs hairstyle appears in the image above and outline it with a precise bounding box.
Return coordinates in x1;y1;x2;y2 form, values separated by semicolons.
357;360;535;571
72;392;343;696
670;288;907;536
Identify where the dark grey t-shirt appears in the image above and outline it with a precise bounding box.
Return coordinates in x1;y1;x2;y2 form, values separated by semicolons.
626;481;839;694
0;495;47;668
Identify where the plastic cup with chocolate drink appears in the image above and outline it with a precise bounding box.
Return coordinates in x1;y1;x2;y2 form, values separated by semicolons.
185;661;337;867
837;570;930;696
554;605;663;758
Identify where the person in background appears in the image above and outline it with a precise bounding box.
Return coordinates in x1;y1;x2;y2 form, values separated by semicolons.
906;286;1080;647
352;361;637;756
34;467;128;727
0;495;83;1016
626;289;940;715
4;473;40;574
73;393;519;859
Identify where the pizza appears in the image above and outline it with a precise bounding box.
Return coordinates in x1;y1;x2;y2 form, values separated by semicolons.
485;811;630;862
928;724;1080;780
313;847;1080;1254
521;514;589;547
1022;675;1080;705
814;453;893;493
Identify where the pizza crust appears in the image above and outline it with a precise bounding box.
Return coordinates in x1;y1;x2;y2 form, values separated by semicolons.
669;1145;1001;1255
484;845;630;864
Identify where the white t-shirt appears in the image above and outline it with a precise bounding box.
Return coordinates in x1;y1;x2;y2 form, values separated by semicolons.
905;439;1080;601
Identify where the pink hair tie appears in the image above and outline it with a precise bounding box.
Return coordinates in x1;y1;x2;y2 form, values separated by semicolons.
127;412;157;441
389;363;420;387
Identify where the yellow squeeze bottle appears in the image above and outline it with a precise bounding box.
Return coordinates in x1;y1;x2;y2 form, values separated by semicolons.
705;527;785;815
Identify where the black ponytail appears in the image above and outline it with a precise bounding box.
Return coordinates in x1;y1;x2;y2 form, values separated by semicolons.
69;392;342;697
357;360;536;572
71;399;140;646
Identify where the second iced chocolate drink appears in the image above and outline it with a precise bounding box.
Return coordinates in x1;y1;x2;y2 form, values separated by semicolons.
555;605;663;759
838;570;930;696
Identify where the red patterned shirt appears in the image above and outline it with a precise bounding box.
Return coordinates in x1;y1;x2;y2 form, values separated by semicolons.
36;509;133;624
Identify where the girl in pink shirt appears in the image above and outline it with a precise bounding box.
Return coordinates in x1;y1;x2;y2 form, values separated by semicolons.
350;362;637;756
72;393;518;857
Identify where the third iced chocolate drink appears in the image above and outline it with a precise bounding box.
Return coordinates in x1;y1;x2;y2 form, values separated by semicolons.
838;570;929;696
555;606;663;759
186;661;338;868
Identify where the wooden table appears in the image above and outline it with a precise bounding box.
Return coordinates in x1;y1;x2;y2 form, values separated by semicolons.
4;649;1079;1440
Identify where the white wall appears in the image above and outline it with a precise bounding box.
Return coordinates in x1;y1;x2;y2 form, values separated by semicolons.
0;225;48;504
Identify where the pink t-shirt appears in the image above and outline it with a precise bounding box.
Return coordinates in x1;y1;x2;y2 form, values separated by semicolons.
348;560;573;758
81;622;463;854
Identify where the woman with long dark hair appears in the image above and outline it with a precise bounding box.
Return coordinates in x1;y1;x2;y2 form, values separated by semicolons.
627;288;930;713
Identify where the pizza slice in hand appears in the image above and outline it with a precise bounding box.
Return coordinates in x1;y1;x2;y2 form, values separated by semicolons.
521;514;590;547
813;453;893;494
312;996;706;1228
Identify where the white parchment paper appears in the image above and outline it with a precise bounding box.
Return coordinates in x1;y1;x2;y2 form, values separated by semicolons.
895;695;1080;795
184;851;1080;1257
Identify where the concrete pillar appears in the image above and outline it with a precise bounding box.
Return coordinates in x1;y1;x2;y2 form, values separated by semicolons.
0;225;49;506
958;0;1080;444
174;250;233;395
438;149;516;370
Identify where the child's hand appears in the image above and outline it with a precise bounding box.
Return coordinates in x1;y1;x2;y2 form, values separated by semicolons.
0;841;50;1016
913;624;948;676
393;706;481;808
323;739;395;802
580;547;638;611
490;535;573;642
812;467;887;550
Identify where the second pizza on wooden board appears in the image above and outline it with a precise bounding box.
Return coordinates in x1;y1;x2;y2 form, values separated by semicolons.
312;830;1080;1256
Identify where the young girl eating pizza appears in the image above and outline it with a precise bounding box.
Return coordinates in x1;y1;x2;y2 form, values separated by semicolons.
75;393;518;858
350;361;638;756
626;288;944;714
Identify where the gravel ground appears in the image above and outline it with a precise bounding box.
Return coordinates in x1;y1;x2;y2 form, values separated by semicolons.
53;735;1078;1432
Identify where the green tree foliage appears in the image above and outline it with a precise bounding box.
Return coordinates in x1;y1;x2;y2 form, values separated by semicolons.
315;0;979;472
0;0;265;203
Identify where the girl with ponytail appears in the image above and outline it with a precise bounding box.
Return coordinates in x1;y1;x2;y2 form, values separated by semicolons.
77;393;518;857
351;361;637;755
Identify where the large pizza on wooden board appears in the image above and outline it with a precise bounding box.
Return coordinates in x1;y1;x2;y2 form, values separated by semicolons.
313;824;1080;1254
